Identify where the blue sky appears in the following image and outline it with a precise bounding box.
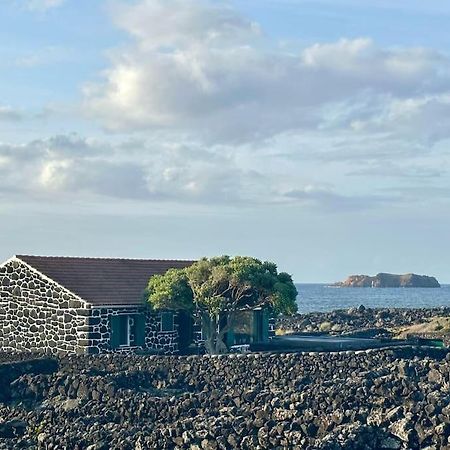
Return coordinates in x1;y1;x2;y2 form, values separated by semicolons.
1;0;450;282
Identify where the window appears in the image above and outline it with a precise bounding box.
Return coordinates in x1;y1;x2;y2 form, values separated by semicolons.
111;313;146;348
117;315;129;346
111;315;130;348
160;311;174;332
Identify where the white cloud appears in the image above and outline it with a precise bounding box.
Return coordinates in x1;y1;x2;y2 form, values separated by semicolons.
284;185;393;212
0;135;269;204
109;0;260;50
301;38;443;85
4;0;449;215
6;132;448;216
84;0;450;145
346;94;450;144
1;130;449;213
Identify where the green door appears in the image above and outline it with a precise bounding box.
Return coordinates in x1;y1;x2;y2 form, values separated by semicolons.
253;310;269;343
262;309;269;342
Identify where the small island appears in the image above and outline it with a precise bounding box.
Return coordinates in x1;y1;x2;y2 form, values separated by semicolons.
334;272;441;288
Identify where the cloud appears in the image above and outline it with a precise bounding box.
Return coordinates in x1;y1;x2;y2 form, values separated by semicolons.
347;162;445;179
283;185;394;212
0;135;268;204
84;0;450;145
0;133;393;211
0;135;138;198
345;94;450;145
109;0;261;50
26;0;65;11
1;130;448;214
4;1;449;215
0;106;23;122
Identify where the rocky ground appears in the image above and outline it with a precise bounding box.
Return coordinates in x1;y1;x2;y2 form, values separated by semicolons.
276;307;450;339
1;348;450;449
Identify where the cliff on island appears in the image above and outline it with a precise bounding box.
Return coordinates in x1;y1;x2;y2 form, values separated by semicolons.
334;272;440;288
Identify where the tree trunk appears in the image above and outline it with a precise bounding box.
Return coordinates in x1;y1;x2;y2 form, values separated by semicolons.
200;312;237;355
201;313;217;355
215;312;235;354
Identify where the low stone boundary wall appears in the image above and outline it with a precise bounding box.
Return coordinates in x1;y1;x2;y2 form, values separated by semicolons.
0;358;57;402
1;348;450;448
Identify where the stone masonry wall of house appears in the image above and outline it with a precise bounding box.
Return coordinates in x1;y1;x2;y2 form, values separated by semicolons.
0;259;179;355
0;259;88;354
85;307;179;355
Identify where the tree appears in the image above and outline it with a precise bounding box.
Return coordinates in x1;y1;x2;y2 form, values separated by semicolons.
146;256;298;354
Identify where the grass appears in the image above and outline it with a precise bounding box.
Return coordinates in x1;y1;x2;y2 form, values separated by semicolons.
396;316;450;339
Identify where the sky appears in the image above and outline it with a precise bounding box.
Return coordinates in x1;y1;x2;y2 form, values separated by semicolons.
1;0;450;283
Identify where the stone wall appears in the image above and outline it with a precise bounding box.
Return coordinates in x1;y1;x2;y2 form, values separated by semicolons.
1;349;450;448
0;259;88;354
85;307;179;354
0;358;57;402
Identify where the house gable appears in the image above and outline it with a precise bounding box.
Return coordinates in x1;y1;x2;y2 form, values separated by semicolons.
0;258;90;353
7;256;88;306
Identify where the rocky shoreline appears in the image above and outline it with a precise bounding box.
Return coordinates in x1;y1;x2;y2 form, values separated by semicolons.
276;307;450;338
1;347;450;449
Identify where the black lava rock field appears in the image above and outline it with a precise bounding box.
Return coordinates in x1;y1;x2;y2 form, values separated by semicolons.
1;349;450;449
276;307;450;336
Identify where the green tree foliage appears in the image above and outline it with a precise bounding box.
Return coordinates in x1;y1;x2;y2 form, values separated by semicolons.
146;268;193;311
145;256;298;354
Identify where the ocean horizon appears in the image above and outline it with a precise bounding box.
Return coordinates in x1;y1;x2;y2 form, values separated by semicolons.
295;283;450;314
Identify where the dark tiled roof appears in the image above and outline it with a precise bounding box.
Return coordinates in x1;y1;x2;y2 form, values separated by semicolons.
16;255;195;306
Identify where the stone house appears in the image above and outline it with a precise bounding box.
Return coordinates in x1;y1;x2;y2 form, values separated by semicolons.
0;255;194;354
0;255;274;355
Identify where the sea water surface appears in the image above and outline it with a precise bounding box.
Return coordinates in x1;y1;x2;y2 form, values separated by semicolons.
296;284;450;313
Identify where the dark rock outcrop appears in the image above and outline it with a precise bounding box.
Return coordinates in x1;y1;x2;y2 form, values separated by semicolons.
0;358;58;402
277;306;450;338
334;273;440;288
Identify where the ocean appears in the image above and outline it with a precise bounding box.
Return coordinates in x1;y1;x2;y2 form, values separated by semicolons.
296;283;450;313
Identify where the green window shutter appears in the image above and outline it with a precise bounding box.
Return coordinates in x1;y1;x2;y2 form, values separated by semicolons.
110;315;120;349
161;312;174;332
135;314;146;346
262;309;269;342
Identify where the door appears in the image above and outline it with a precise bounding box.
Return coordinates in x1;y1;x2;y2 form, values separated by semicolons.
253;310;269;343
177;311;193;351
